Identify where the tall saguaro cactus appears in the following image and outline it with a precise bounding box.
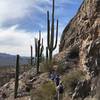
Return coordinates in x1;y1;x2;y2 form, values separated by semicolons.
47;0;58;61
35;31;44;74
46;47;49;62
30;45;33;66
14;55;20;98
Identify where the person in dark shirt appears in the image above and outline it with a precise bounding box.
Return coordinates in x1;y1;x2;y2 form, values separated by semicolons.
56;81;64;100
54;74;60;86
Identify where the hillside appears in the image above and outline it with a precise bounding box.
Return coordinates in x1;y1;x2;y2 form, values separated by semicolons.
0;53;31;87
0;0;100;100
59;0;100;99
60;0;100;51
0;53;29;66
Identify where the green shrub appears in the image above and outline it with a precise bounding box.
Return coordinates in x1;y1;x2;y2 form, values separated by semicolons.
56;60;67;75
40;60;54;73
30;81;56;100
62;70;86;93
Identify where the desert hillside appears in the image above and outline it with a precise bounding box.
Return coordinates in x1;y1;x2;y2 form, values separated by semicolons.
0;0;100;100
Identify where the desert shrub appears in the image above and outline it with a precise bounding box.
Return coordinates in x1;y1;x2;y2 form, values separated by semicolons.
30;81;56;100
52;58;58;65
56;60;67;75
40;60;54;73
62;70;86;93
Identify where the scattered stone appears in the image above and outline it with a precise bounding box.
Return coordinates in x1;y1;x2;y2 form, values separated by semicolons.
2;92;7;98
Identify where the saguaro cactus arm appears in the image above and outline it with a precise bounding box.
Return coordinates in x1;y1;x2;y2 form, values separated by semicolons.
46;47;48;61
35;38;38;57
40;38;44;56
47;11;50;48
39;30;41;41
53;19;58;50
51;0;55;47
30;45;33;65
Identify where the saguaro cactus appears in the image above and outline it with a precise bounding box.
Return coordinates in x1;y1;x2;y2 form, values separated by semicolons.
35;31;44;74
47;0;58;61
46;47;49;62
30;45;33;66
14;55;20;98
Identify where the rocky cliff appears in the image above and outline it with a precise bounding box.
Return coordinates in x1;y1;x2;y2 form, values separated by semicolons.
60;0;100;51
59;0;100;75
58;0;100;99
0;0;100;100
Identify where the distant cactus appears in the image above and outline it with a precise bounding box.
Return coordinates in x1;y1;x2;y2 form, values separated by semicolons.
46;47;49;62
35;31;44;74
30;45;33;66
47;0;58;61
14;55;20;98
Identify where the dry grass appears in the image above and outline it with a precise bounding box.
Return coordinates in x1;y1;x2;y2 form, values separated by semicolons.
62;70;86;93
30;81;56;100
0;64;31;87
40;60;54;72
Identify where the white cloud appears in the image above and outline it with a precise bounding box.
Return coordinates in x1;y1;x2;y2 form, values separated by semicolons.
0;0;53;24
0;25;34;56
0;0;73;56
0;25;60;56
0;0;43;24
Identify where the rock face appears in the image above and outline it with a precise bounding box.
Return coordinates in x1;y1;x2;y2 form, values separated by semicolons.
59;0;100;74
60;0;100;51
0;0;100;100
59;0;100;99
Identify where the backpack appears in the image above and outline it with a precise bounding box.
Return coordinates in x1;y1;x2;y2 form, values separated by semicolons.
55;77;60;86
59;85;64;94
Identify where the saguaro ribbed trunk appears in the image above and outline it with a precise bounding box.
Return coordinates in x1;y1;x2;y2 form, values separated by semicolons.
14;55;20;98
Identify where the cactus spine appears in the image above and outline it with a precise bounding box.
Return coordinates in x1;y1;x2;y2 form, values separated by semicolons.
47;0;58;61
35;31;44;74
14;55;20;98
30;45;33;66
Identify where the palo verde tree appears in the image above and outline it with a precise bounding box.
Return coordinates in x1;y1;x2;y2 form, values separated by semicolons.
35;31;44;74
46;0;58;61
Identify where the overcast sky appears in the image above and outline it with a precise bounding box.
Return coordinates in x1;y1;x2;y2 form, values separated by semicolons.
0;0;83;56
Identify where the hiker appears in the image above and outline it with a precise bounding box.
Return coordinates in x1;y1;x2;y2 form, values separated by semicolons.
56;81;64;100
49;71;57;81
54;74;60;86
50;72;54;80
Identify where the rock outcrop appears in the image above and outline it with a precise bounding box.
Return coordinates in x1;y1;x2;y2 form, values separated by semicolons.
60;0;100;51
59;0;100;74
0;0;100;100
59;0;100;99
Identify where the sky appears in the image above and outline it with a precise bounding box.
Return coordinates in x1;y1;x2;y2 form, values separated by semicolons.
0;0;83;57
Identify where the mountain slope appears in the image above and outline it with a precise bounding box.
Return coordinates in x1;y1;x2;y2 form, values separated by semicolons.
60;0;100;51
59;0;100;75
0;0;100;100
0;53;29;66
58;0;100;99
